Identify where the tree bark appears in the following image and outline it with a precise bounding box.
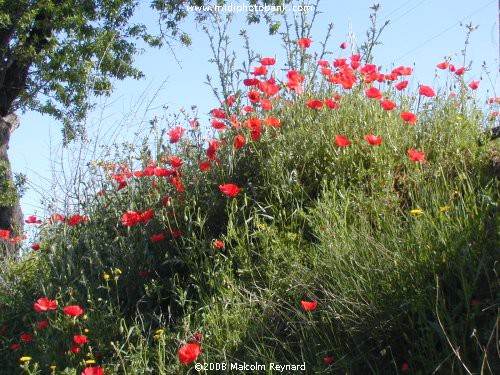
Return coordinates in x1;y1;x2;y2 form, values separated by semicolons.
0;113;23;257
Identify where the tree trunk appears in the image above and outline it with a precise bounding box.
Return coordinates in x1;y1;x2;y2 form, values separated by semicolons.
0;113;23;257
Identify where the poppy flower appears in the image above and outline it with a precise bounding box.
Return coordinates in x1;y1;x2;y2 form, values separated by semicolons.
233;135;246;150
297;37;312;49
248;91;260;103
0;229;10;240
168;126;185;144
81;366;104;375
317;60;329;67
407;149;427;163
300;301;318;311
25;215;41;224
364;134;383;145
395;80;409;90
306;99;323;110
261;57;276;66
10;343;21;351
335;135;351;147
258;81;280;96
323;357;334;364
243;78;260;86
325;99;340;109
419;85;435;97
34;297;58;312
31;243;40;250
264;116;281;127
380;99;397;111
260;99;272;110
67;214;88;226
50;213;66;224
166;228;182;238
252;65;268;76
401;362;410;373
225;96;235;106
340;41;347;49
468;81;479;90
219;184;241;197
211;108;226;119
170;157;183;168
36;321;49;329
454;67;465;75
151;234;165;242
400;112;417;124
73;335;88;345
178;343;201;364
20;333;33;342
436;62;449;70
63;305;84;317
365;87;382;99
212;240;224;249
199;161;210;171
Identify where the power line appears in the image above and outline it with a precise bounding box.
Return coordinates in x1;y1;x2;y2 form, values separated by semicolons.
391;0;496;63
385;0;429;26
380;0;415;22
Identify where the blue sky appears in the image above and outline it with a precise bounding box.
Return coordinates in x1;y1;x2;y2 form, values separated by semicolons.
9;0;499;223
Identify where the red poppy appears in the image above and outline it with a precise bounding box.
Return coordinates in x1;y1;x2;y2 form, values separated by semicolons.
380;99;397;111
166;228;182;238
340;41;347;49
34;297;58;312
50;213;66;224
400;112;417;124
335;135;351;147
63;305;84;317
252;65;268;76
364;134;383;145
436;61;448;69
0;229;10;240
67;213;88;226
297;37;312;49
261;57;276;66
264;117;281;127
325;99;340;109
70;345;81;353
468;81;479;90
20;333;33;342
455;67;465;76
31;243;40;250
248;91;260;103
211;119;226;130
225;96;235;106
219;184;241;197
407;149;427;163
260;99;272;110
323;357;334;364
395;80;409;90
317;60;329;67
211;108;226;119
307;99;323;110
168;126;185;144
169;157;183;168
401;362;410;373
73;335;88;345
178;343;201;364
365;87;382;99
151;234;165;242
300;301;318;311
243;78;260;87
81;366;104;375
10;343;21;351
419;85;435;97
36;321;49;329
233;135;246;150
199;161;210;171
25;215;42;224
212;240;224;249
258;81;280;96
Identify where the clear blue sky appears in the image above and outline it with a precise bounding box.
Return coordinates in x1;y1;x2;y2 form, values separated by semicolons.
10;0;499;224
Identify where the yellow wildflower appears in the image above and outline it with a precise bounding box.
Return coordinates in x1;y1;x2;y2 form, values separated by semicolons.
85;359;96;365
114;268;122;275
155;328;165;335
410;209;424;216
439;205;450;212
19;356;32;362
103;273;110;281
